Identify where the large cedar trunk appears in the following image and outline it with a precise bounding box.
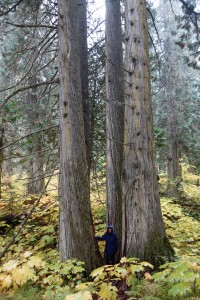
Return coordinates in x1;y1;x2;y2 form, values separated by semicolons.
78;0;91;173
105;0;124;253
121;0;172;264
58;0;100;273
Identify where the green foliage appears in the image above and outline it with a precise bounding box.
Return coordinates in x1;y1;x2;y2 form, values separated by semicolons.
67;257;154;299
0;169;199;299
153;259;200;299
154;127;167;149
0;282;43;300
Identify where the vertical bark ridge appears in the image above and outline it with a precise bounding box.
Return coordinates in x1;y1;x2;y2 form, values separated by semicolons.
78;0;91;173
122;0;170;264
58;0;100;274
105;0;124;251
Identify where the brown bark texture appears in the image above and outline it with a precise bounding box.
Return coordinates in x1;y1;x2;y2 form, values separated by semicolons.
0;120;4;199
121;0;170;264
78;0;92;173
163;37;182;198
105;0;124;251
167;96;182;198
26;67;45;195
58;0;100;273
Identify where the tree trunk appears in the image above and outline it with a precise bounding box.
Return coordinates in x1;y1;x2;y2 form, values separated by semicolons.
78;0;91;173
26;74;45;195
121;0;172;265
167;96;182;198
58;0;100;274
163;29;182;198
0;119;4;199
105;0;124;254
27;136;45;195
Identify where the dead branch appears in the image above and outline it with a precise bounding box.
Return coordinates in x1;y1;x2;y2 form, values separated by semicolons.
0;125;58;151
0;78;59;110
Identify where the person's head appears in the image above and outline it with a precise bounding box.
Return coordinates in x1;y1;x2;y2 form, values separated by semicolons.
107;225;113;233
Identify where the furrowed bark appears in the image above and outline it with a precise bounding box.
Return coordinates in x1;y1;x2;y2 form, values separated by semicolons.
58;0;100;273
122;0;173;266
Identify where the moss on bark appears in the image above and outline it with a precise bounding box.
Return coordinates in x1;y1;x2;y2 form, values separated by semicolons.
144;230;175;269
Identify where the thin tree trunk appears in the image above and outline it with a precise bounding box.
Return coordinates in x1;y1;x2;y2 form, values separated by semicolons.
78;0;91;173
58;0;100;274
0;120;4;199
27;136;45;194
105;0;124;255
26;74;45;195
121;0;172;265
163;31;182;198
167;96;182;198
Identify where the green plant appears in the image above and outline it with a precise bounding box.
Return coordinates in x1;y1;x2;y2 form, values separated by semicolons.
153;259;200;299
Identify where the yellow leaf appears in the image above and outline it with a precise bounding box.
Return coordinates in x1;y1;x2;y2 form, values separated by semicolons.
65;291;92;300
120;257;127;263
11;263;36;286
99;282;118;300
82;291;93;300
144;272;153;282
2;274;12;289
24;251;32;258
90;266;105;278
75;282;93;291
116;267;128;278
65;294;75;300
27;256;46;269
2;260;19;271
12;268;25;286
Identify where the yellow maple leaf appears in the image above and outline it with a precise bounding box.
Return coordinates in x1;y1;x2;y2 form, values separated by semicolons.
11;263;36;286
120;257;127;263
65;291;93;300
12;268;25;286
24;251;32;258
2;260;19;272
99;282;118;300
144;272;153;282
75;282;93;291
27;256;46;269
1;274;12;290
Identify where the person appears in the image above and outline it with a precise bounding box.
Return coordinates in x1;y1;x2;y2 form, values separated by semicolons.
95;225;118;265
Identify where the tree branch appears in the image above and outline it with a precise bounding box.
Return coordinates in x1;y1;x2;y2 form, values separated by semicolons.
147;7;162;43
0;78;59;110
0;0;24;16
6;21;57;29
0;125;59;151
178;0;200;17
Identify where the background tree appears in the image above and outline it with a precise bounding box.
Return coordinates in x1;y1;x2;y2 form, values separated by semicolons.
78;0;92;173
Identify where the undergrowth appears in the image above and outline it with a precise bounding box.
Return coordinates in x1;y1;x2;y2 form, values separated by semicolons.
0;166;199;299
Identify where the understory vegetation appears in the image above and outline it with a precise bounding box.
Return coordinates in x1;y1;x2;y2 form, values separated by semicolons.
0;165;199;300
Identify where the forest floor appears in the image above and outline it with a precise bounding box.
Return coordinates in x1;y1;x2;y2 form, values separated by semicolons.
0;165;199;299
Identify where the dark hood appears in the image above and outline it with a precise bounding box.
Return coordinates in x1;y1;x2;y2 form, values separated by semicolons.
107;225;114;233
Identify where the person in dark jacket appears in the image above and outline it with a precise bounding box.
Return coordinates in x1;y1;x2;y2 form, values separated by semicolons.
96;225;118;265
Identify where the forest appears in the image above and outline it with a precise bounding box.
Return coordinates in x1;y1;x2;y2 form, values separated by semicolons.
0;0;199;299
